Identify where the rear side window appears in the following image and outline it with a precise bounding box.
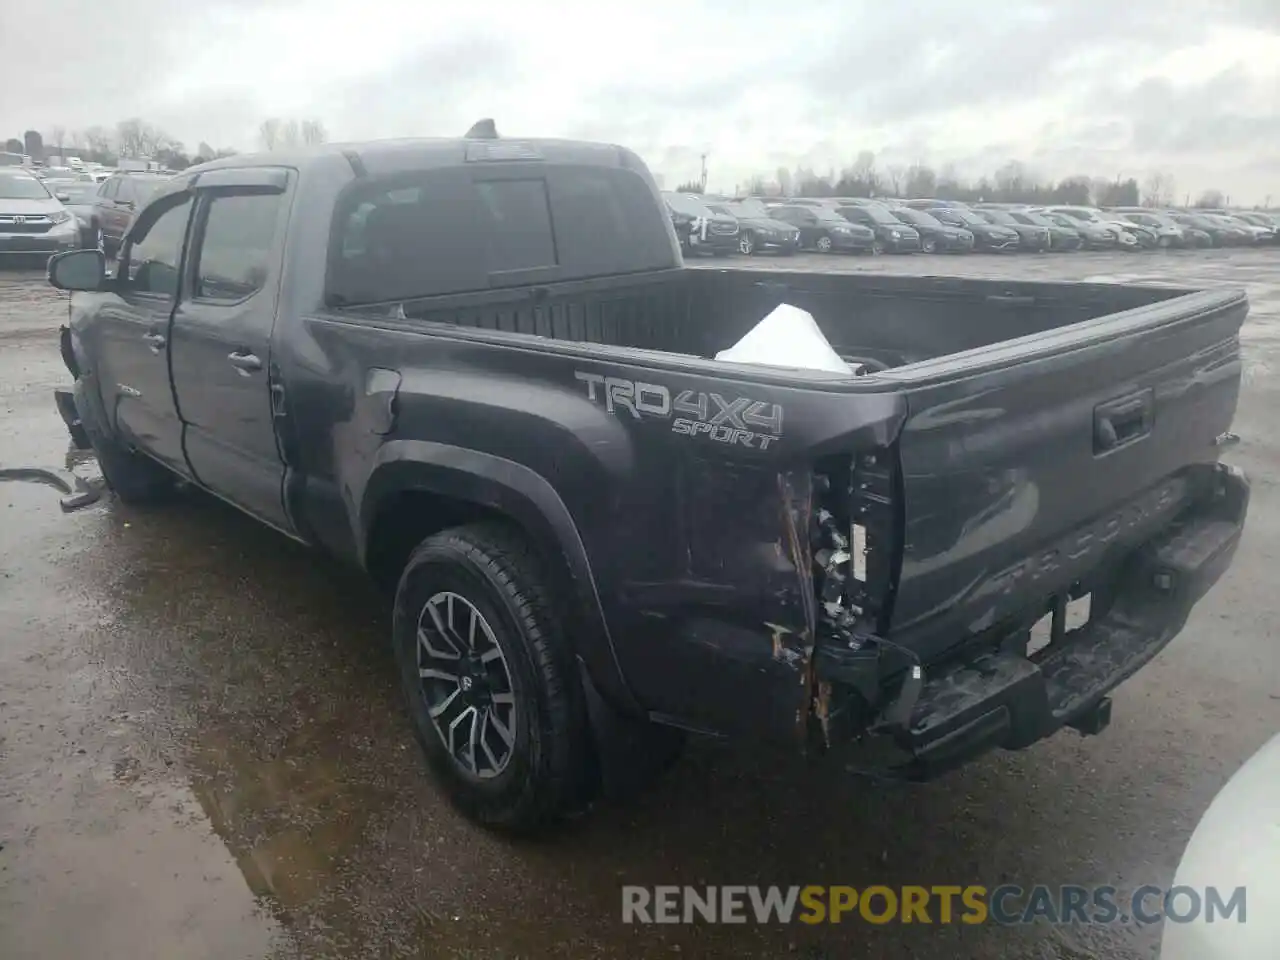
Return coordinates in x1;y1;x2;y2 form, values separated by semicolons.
192;192;281;301
326;164;675;306
100;178;118;199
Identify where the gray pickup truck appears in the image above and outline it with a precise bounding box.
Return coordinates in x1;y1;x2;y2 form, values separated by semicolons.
47;129;1249;833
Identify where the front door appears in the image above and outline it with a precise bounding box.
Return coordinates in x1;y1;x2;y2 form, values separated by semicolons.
91;192;195;476
168;178;292;533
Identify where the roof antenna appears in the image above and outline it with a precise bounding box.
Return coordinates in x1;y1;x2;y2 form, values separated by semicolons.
465;118;499;140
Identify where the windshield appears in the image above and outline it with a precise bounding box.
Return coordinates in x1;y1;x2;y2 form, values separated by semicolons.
891;207;941;227
730;199;771;217
0;172;52;200
978;209;1018;225
943;208;988;226
57;183;99;203
664;193;714;217
132;177;167;202
1011;210;1053;227
858;203;903;224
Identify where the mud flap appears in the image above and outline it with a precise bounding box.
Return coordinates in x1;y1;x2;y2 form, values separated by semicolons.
579;661;684;802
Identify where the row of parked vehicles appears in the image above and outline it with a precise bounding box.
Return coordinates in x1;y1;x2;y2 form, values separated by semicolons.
662;191;1280;257
0;167;170;260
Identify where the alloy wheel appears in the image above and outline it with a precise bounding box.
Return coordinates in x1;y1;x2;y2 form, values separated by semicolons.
739;233;755;255
922;237;937;254
815;235;833;253
416;591;517;779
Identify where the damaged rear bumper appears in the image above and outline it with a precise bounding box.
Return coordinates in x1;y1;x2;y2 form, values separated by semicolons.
831;462;1249;779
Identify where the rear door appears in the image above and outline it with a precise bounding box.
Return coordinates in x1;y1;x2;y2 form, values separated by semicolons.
168;168;292;533
884;288;1247;661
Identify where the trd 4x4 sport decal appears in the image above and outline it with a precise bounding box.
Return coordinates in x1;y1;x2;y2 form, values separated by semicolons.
574;371;783;451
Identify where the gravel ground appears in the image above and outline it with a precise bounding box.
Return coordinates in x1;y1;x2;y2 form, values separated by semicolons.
1;248;1277;959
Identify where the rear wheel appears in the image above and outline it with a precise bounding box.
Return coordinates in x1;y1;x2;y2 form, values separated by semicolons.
815;234;833;253
393;524;594;832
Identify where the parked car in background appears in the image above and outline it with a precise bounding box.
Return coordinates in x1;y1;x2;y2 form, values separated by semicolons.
886;205;974;253
834;202;921;253
662;192;740;256
1101;216;1159;249
94;172;171;255
1003;208;1082;250
971;208;1051;251
0;168;82;260
902;198;969;210
1037;210;1120;250
1108;209;1191;248
1041;205;1145;249
1166;212;1241;246
705;200;799;255
1227;211;1280;241
1212;214;1274;244
769;203;876;253
923;205;1020;251
51;179;104;249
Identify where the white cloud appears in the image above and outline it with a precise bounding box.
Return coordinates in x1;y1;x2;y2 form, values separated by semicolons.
1;0;1276;201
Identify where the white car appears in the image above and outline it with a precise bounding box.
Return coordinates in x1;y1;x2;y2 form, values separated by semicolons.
1160;732;1280;958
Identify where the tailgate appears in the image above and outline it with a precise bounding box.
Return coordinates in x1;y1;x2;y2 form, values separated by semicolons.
883;287;1246;661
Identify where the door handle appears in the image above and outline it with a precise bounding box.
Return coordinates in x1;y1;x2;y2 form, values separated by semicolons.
1094;388;1154;453
227;351;262;374
142;331;166;352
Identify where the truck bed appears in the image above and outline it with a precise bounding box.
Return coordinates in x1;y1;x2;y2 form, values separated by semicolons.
360;266;1188;371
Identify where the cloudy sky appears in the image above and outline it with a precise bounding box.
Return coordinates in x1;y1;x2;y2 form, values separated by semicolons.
3;0;1278;201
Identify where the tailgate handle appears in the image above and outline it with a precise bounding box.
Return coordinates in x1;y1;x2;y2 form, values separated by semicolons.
1094;389;1154;453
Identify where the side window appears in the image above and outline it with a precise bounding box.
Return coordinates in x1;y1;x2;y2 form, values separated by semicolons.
122;196;193;297
99;178;118;200
473;179;556;272
192;192;281;302
116;178;136;204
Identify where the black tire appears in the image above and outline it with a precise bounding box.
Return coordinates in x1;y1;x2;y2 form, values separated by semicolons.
871;239;885;256
814;233;833;253
921;237;937;254
393;523;594;833
738;231;756;256
75;377;173;504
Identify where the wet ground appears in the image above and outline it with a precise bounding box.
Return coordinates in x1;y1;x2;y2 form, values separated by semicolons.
2;249;1278;959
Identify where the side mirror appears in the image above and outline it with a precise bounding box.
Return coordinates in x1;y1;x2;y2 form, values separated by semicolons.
56;192;71;202
48;249;107;292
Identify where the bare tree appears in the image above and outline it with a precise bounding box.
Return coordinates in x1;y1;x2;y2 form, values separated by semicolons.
1194;189;1225;209
49;126;67;157
1141;170;1176;207
116;118;148;158
300;119;328;145
904;163;937;199
258;118;282;151
994;161;1031;200
83;126;112;159
775;167;792;197
280;119;302;148
884;164;906;197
